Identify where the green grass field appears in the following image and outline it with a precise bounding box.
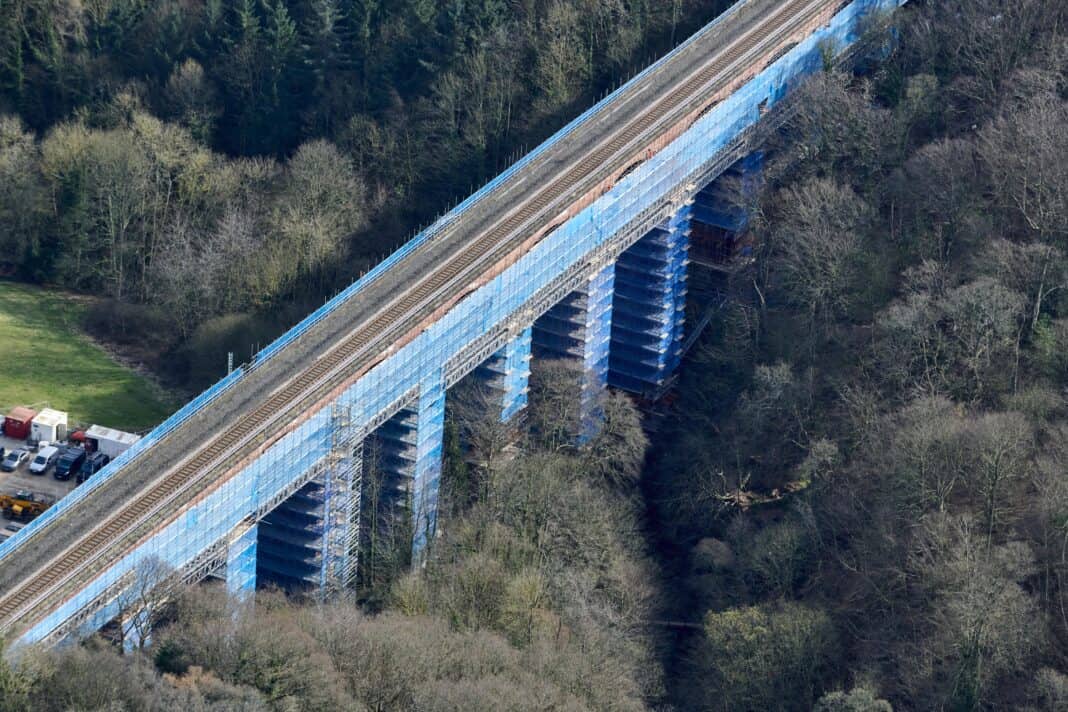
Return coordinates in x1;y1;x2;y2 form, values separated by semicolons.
0;282;175;432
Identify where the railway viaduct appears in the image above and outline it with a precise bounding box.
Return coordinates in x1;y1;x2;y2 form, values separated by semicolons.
0;0;905;648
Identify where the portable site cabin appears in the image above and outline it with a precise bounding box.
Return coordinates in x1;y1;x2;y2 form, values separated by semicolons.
84;425;140;460
30;408;68;444
3;407;37;440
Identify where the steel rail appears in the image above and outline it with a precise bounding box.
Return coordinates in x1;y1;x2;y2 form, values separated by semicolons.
0;0;834;638
1;0;820;633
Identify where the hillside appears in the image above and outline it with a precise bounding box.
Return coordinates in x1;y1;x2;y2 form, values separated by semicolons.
3;0;1068;711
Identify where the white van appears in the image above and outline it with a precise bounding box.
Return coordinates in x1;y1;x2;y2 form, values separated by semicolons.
28;445;59;475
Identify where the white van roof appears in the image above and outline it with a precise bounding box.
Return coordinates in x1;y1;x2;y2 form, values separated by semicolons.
32;409;68;427
36;446;58;458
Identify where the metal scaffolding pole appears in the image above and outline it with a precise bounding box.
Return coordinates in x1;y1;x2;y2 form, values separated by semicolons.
533;264;615;441
609;204;691;392
225;520;258;600
412;373;446;558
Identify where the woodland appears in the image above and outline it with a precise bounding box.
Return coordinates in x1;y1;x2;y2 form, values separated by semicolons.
0;0;729;386
3;0;1068;710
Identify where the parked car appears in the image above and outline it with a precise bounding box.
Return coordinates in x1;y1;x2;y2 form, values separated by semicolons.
0;520;24;544
28;445;59;475
1;449;29;472
76;452;110;485
54;447;86;481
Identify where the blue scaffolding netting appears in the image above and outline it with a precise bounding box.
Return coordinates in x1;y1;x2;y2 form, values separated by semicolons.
12;0;905;646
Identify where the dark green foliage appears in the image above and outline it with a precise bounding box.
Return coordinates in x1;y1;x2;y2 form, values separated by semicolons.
0;0;730;160
7;1;1068;710
0;0;734;393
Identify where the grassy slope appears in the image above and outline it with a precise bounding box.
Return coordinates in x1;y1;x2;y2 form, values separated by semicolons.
0;282;175;431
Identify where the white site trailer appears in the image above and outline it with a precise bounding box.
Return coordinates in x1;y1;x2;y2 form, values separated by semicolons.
30;408;68;444
85;425;141;460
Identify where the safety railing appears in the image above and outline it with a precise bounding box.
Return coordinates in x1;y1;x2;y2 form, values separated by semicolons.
246;0;752;372
0;0;756;562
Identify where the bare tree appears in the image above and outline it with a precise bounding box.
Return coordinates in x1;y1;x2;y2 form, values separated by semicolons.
908;516;1044;710
272;140;365;293
695;601;836;711
815;687;892;712
979;95;1068;330
768;178;871;335
531;3;589;115
0;116;46;267
893;138;986;264
964;411;1033;543
448;378;519;482
774;71;896;183
980;239;1068;333
117;556;175;653
904;0;1062;114
357;439;412;600
527;360;584;451
877;276;1025;400
942;278;1026;399
163;59;222;143
984;93;1068;208
583;390;649;487
887;397;972;513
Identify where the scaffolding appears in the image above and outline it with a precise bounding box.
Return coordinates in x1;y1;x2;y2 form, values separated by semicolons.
533;265;615;440
254;404;363;593
225;521;258;600
475;328;533;423
608;204;692;393
354;408;419;589
13;0;905;647
321;404;364;593
412;376;446;556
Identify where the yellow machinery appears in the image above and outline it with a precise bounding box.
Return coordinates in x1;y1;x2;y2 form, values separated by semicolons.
0;490;53;521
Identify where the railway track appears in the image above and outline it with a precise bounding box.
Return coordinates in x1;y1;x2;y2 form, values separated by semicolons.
0;0;836;638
